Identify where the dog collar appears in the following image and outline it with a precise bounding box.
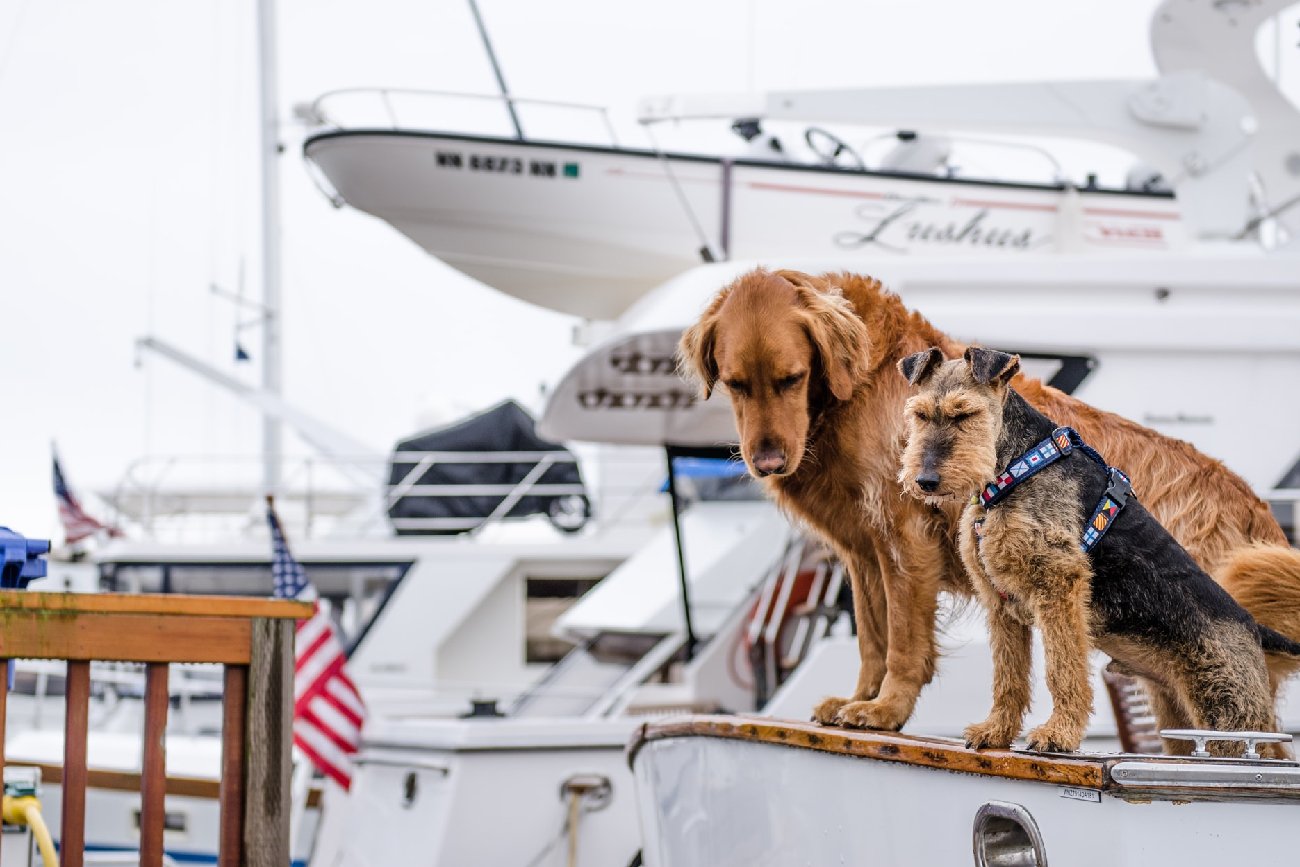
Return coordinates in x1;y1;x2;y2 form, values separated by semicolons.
975;426;1135;554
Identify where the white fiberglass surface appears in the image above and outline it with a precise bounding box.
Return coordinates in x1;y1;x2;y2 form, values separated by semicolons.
634;736;1300;867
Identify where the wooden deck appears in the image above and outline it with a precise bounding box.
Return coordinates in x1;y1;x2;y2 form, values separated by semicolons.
630;715;1300;803
630;715;1105;788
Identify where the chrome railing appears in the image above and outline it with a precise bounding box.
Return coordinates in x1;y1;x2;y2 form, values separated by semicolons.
305;87;620;146
101;448;677;541
385;449;586;534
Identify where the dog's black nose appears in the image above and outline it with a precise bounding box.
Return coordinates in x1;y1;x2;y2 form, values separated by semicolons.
916;472;941;493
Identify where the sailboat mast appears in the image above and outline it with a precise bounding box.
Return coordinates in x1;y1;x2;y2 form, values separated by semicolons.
467;0;523;140
257;0;283;493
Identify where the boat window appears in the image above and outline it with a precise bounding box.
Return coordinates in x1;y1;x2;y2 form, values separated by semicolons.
525;577;602;663
100;561;410;648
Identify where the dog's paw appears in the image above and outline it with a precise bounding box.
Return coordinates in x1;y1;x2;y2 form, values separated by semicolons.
834;698;908;731
1024;721;1083;753
963;719;1017;750
811;696;863;727
811;696;852;726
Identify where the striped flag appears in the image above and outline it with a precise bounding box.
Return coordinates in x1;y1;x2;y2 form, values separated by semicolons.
52;449;121;544
267;500;366;789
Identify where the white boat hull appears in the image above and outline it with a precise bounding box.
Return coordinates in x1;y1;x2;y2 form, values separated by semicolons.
633;724;1300;867
304;131;1186;319
309;719;641;867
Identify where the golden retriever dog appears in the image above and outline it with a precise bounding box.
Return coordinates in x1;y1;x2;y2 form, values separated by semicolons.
678;267;1300;730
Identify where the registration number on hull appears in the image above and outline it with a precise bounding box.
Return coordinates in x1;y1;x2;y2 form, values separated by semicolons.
435;150;579;178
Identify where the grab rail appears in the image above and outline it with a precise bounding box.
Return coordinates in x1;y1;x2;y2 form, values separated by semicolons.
0;591;311;867
306;87;620;145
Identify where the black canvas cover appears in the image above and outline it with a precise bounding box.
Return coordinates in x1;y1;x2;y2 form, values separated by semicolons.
387;400;589;535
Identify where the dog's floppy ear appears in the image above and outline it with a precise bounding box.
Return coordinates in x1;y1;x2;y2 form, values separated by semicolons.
793;283;869;402
898;347;944;386
964;346;1020;386
677;290;731;399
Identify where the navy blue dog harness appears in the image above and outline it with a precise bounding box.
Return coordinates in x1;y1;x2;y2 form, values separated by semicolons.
973;426;1135;553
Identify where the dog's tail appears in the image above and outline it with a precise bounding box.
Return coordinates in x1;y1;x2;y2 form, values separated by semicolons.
1217;543;1300;686
1258;625;1300;657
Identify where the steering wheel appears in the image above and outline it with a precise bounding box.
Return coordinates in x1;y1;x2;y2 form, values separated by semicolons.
803;126;866;170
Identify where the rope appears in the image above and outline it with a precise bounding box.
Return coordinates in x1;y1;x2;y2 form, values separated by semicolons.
523;800;573;867
567;789;581;867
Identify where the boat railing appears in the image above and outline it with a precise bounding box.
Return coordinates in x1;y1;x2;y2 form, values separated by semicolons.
0;591;311;867
304;87;620;146
101;448;676;541
103;453;383;541
385;448;586;534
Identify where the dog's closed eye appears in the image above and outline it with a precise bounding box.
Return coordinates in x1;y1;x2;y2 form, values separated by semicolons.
774;372;806;393
726;379;751;397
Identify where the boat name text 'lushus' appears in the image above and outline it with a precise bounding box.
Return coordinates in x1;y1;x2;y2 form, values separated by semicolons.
834;202;1042;252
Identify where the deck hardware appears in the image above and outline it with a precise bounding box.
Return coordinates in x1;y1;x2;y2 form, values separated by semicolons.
559;774;612;812
1110;760;1300;789
1160;729;1293;759
402;772;418;809
972;801;1046;867
352;756;450;776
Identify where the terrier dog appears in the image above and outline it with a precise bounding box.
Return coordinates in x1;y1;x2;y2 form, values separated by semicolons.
898;346;1300;754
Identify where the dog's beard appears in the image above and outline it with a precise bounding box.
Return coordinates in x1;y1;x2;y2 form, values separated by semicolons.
899;469;986;506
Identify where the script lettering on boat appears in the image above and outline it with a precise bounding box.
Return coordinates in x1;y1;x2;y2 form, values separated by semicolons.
835;201;1043;252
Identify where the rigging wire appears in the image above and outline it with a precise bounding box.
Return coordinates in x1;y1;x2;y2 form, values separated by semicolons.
642;122;721;263
0;0;33;95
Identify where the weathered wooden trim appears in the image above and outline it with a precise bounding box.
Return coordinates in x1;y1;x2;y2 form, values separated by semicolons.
630;716;1107;790
0;591;312;620
139;663;170;867
243;618;294;867
219;665;247;867
62;661;91;867
0;611;254;663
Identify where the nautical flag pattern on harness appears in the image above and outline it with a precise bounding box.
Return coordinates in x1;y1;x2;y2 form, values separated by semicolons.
977;426;1135;553
979;426;1078;507
268;502;366;790
1081;469;1133;552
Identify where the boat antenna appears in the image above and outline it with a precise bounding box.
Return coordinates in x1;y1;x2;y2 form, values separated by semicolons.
466;0;524;140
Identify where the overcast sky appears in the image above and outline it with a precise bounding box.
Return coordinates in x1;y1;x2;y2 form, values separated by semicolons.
0;0;1264;540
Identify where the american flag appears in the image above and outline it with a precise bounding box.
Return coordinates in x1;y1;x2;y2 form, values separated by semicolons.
52;450;121;544
268;501;366;790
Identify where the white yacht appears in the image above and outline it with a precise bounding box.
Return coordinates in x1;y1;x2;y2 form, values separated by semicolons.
295;0;1300;864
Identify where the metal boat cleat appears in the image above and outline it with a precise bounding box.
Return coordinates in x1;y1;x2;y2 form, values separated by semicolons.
1159;728;1294;760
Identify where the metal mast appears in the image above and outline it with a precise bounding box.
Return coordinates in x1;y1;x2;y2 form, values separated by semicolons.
467;0;523;140
256;0;283;493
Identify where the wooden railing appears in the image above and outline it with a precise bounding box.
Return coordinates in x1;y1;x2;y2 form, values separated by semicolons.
0;591;313;867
